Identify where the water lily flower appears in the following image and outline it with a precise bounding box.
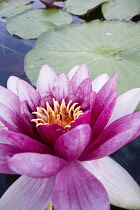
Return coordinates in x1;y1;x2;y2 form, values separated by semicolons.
0;63;140;210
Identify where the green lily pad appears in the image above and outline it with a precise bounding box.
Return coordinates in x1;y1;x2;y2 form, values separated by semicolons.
6;8;72;39
0;1;31;18
25;20;140;100
102;0;140;20
65;0;107;15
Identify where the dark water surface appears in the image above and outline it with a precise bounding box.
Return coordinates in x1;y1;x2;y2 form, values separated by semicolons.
0;9;140;210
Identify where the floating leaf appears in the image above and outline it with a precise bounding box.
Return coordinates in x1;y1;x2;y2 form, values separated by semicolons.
102;0;140;20
65;0;107;15
25;20;140;103
0;1;31;18
6;8;72;39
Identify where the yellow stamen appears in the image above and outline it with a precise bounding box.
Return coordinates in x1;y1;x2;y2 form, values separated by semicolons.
31;99;84;131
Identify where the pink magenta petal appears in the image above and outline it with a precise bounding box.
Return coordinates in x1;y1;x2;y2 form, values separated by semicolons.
0;85;20;114
39;93;54;108
71;63;89;91
108;88;140;125
37;124;65;147
92;73;110;93
17;79;40;111
7;76;19;95
54;124;91;161
0;127;12;144
0;103;24;132
75;78;92;103
8;153;66;178
1;129;52;154
20;100;40;140
52;161;110;210
71;110;91;129
36;64;57;98
92;91;117;139
20;100;33;122
81;91;96;111
0;175;55;210
84;157;140;209
51;73;72;102
0;143;21;174
67;65;79;80
91;73;118;125
80;113;140;160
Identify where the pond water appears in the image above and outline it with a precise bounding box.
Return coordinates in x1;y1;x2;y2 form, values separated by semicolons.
0;2;140;210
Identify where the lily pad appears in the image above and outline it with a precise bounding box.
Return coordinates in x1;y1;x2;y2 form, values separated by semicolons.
0;1;31;18
65;0;107;15
102;0;140;20
6;8;72;39
25;20;140;99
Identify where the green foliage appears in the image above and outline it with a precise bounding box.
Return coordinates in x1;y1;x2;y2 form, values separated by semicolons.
0;1;31;18
25;20;140;99
65;0;107;15
6;8;72;39
102;0;140;20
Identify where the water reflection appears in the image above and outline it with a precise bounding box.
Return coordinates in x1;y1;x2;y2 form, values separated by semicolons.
0;20;35;87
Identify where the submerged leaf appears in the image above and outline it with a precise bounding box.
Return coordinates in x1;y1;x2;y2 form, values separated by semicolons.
6;8;72;39
102;0;140;20
25;20;140;107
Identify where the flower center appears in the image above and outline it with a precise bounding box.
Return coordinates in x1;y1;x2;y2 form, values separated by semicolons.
31;99;84;131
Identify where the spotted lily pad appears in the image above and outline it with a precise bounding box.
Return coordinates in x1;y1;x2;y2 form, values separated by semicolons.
6;8;72;39
65;0;107;15
25;20;140;101
102;0;140;20
0;1;31;18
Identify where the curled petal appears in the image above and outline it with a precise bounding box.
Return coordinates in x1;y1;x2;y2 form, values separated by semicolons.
84;157;140;210
52;73;72;102
108;88;140;125
0;103;24;132
92;73;110;93
67;65;79;80
81;91;96;111
7;76;19;95
0;127;12;144
0;143;21;174
92;91;117;140
17;79;40;111
37;64;57;98
75;78;92;103
0;85;20;115
52;161;110;210
91;73;118;125
54;124;91;161
0;175;55;210
71;63;89;91
8;153;66;178
0;129;52;154
37;124;65;147
71;110;91;129
81;113;140;160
